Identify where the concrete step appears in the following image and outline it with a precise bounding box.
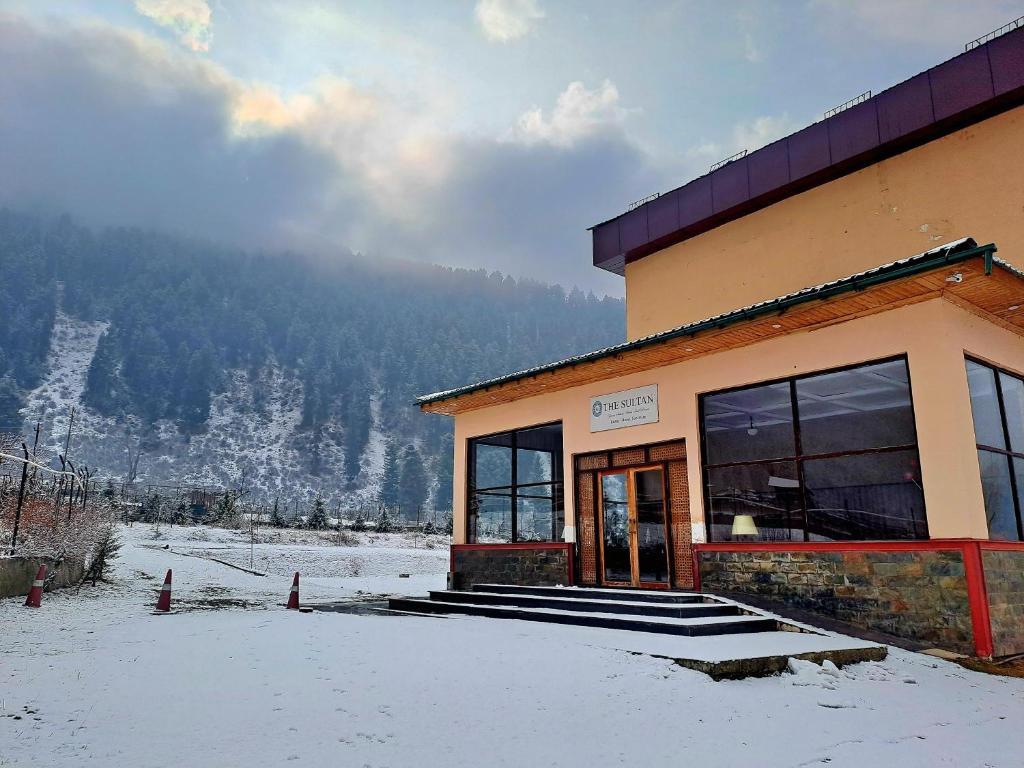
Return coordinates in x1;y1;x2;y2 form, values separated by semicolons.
472;584;705;604
388;597;778;637
430;590;741;619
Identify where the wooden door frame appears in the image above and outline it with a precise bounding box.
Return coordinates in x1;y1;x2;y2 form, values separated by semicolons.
596;464;671;589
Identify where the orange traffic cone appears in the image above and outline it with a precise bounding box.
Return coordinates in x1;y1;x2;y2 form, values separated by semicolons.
154;569;172;613
286;572;299;609
24;564;46;608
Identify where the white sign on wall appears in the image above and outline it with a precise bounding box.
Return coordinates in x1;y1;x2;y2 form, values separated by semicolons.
589;384;659;433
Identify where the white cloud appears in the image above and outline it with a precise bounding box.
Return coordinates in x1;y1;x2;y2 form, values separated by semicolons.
736;10;762;63
731;113;800;152
135;0;212;52
474;0;545;43
0;14;663;293
507;80;631;148
688;113;801;168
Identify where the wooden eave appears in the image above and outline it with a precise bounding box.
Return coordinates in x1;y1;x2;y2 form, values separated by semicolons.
421;245;1024;416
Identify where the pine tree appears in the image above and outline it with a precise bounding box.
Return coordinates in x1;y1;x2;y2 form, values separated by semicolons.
398;445;427;521
0;375;22;434
376;504;396;533
343;381;371;485
212;491;237;525
307;492;328;529
379;439;400;510
83;332;124;413
270;497;284;528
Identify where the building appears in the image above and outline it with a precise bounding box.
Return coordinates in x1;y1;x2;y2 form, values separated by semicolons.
419;25;1024;658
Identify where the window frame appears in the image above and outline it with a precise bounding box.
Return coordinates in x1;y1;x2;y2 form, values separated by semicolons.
466;421;564;543
698;354;929;542
966;356;1024;541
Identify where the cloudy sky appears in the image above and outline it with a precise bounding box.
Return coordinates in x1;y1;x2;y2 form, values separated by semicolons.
1;1;1019;294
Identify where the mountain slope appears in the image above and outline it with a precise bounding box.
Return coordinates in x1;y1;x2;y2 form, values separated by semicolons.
0;211;625;511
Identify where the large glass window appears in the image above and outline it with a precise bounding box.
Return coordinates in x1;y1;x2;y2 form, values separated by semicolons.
701;357;927;542
467;423;564;543
966;359;1024;540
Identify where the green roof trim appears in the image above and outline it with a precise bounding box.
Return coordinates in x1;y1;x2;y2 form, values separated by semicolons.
418;238;1002;407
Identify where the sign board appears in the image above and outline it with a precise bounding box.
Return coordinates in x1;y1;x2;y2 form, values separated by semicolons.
589;384;659;433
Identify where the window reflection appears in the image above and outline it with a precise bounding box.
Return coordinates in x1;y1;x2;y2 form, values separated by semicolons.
796;360;916;454
966;359;1024;541
703;382;795;464
706;462;803;542
701;357;927;542
966;361;1007;449
803;451;925;540
468;423;563;543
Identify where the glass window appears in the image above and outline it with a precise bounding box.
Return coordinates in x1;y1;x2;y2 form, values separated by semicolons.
474;443;512;489
977;450;1017;541
999;373;1024;453
965;359;1024;540
796;359;916;455
703;382;795;464
803;450;926;540
705;461;804;543
700;356;927;542
468;423;563;543
966;361;1007;449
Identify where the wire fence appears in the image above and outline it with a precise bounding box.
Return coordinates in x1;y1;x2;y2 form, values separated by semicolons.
1;416;453;550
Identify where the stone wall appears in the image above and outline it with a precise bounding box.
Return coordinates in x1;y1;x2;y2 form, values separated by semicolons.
699;549;975;653
452;546;570;591
0;556;86;599
982;549;1024;657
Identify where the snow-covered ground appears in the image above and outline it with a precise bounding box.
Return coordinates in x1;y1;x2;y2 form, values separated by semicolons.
2;525;1023;767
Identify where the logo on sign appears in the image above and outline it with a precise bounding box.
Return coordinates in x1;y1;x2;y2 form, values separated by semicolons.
592;401;603;418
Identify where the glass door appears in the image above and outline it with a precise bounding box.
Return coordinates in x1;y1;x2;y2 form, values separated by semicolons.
599;466;669;587
599;472;632;583
634;468;668;584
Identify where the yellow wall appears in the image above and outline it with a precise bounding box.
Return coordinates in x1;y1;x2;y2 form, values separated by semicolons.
624;107;1024;340
452;299;1024;545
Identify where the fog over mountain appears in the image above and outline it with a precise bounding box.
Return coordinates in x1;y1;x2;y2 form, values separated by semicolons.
0;11;657;296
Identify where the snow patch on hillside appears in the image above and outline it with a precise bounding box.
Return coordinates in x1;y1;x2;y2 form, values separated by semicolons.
18;317;400;509
20;312;110;457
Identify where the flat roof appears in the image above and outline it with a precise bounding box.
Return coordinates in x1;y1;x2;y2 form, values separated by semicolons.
591;25;1024;275
418;238;1024;415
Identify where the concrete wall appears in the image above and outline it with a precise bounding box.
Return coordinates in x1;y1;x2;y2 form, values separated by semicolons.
452;546;570;591
451;298;1024;545
982;548;1024;657
698;549;975;653
0;556;85;599
624;106;1024;340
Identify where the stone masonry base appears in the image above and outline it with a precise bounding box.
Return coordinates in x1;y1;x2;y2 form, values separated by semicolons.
699;548;975;653
452;544;572;591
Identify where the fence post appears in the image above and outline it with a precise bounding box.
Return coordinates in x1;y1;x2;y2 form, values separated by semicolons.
9;443;29;556
66;459;77;522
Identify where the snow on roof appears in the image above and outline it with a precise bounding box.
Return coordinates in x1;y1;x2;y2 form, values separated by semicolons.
418;237;1007;406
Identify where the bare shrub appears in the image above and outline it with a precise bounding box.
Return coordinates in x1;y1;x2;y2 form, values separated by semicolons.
333;529;358;547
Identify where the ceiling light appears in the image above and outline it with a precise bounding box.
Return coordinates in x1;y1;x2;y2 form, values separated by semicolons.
1009;305;1021;311
771;324;782;329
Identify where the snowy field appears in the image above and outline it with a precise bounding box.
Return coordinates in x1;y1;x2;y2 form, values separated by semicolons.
2;525;1023;767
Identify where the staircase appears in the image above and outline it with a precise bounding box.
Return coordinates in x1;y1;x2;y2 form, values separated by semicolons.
388;584;780;637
